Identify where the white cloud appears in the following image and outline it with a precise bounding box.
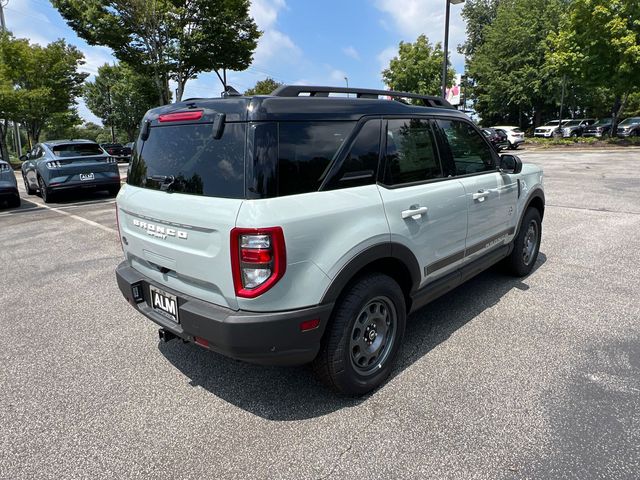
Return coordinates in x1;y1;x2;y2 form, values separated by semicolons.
247;0;301;69
253;29;301;65
249;0;287;29
330;69;348;84
377;45;398;72
374;0;467;71
343;46;360;61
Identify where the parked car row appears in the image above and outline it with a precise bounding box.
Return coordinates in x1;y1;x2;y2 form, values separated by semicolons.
534;117;640;138
100;142;133;162
481;126;525;151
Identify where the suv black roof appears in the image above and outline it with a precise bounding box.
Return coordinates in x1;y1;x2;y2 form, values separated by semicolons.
145;85;467;124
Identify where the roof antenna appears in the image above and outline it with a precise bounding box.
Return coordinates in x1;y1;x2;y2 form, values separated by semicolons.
221;85;241;98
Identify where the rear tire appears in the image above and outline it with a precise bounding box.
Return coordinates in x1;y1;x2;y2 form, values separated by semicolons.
38;176;54;204
107;184;121;196
504;208;542;277
313;273;406;396
8;195;20;208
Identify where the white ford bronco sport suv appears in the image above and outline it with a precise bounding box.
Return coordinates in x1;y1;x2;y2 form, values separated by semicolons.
115;85;544;395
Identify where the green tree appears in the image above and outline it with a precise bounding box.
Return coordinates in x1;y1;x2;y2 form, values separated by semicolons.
548;0;640;134
84;63;157;142
0;34;87;145
51;0;261;104
244;78;282;96
458;0;501;59
382;35;455;97
467;0;566;127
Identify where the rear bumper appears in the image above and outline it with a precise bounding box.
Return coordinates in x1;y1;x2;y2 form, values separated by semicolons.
50;178;120;192
0;184;19;198
116;261;333;366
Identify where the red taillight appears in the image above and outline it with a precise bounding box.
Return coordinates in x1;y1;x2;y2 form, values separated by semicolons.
158;110;203;123
230;227;286;298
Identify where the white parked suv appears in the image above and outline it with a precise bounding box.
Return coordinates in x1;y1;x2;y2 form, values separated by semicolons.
534;119;570;138
491;126;526;149
115;85;545;395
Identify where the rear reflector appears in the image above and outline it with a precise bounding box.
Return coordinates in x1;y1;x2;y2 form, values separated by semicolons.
158;110;203;123
300;319;320;332
194;337;209;348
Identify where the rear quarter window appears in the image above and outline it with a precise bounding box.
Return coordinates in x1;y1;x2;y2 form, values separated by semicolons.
128;123;246;199
277;122;354;196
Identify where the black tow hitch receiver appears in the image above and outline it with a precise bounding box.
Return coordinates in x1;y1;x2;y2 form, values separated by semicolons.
158;329;177;343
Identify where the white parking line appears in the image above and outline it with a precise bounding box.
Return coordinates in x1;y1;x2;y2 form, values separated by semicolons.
34;202;117;233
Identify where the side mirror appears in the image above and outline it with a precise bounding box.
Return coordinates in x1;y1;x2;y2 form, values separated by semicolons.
19;155;28;162
499;154;522;174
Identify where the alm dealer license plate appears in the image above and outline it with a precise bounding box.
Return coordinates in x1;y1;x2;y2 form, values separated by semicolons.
80;173;95;181
150;286;179;323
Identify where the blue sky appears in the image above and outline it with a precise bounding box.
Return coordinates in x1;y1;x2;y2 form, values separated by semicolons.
4;0;467;124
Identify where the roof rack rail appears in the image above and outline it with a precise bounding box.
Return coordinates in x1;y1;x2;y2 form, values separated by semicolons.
271;85;455;109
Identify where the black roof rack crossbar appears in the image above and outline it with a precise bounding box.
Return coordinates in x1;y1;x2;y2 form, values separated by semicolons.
271;85;455;109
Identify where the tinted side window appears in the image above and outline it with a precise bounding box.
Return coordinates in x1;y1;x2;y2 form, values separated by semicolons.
327;119;381;189
383;119;442;186
437;119;495;176
278;122;354;196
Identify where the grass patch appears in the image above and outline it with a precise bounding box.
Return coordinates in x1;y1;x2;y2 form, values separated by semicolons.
525;136;640;148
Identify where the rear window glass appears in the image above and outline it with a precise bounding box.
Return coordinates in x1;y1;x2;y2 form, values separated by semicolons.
52;144;104;157
278;122;354;196
128;123;246;199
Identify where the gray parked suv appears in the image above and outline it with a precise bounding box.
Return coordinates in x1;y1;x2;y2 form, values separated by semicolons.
115;85;545;395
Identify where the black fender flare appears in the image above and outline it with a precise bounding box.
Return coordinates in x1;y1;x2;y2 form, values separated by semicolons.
516;188;545;237
320;242;421;304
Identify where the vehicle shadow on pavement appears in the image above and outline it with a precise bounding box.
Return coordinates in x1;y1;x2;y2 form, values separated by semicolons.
158;253;547;421
0;196;39;212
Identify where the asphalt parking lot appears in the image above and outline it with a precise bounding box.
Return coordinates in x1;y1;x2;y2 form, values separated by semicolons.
1;150;639;479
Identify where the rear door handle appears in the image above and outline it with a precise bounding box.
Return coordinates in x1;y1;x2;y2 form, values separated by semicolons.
401;206;428;220
472;190;491;202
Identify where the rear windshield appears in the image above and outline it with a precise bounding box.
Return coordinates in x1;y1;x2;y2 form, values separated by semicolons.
128;123;246;199
52;143;104;157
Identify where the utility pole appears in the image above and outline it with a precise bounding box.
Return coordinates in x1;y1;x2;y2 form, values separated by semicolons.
0;0;6;32
106;84;115;143
441;0;465;98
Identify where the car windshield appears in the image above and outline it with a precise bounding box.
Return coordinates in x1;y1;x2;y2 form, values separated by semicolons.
544;121;560;126
512;128;523;133
51;143;104;157
592;119;611;126
563;120;581;127
619;117;640;126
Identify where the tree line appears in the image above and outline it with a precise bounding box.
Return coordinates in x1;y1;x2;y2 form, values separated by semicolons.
459;0;639;130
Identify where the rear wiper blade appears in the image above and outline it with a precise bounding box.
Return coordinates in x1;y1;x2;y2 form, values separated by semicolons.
147;175;176;192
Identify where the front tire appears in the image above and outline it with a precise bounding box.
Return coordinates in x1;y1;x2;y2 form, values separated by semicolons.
504;208;542;277
313;273;406;396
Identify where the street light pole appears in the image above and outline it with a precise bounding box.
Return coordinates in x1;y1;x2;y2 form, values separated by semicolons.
441;0;465;99
344;76;349;98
